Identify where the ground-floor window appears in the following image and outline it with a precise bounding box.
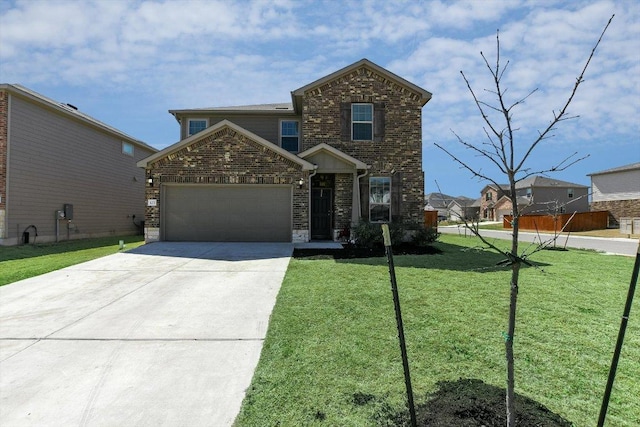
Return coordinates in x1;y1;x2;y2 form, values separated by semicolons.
369;177;391;222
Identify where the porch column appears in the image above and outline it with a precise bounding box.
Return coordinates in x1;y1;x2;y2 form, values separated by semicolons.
352;171;361;226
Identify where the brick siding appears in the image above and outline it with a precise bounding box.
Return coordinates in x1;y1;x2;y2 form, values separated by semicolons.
145;126;309;232
0;90;7;238
591;199;640;226
300;66;425;224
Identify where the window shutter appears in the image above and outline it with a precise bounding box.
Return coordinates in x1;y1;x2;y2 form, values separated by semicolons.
374;103;385;142
391;172;402;221
340;103;351;140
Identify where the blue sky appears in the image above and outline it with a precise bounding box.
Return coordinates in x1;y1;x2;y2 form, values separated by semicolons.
1;0;638;198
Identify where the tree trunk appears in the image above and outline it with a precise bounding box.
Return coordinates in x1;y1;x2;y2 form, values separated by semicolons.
506;195;520;426
506;263;520;426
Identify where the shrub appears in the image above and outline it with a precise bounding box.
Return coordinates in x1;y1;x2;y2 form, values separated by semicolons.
352;220;406;249
411;225;440;247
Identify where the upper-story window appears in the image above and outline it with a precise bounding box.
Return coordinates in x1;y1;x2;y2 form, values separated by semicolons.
369;177;391;222
280;120;299;152
122;141;134;156
486;192;493;201
526;188;532;198
567;188;574;198
188;119;208;136
341;102;384;141
352;103;373;141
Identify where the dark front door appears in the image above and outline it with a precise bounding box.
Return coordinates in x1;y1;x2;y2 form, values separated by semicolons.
311;188;332;240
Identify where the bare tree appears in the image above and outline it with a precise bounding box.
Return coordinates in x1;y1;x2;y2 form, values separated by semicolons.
435;16;613;426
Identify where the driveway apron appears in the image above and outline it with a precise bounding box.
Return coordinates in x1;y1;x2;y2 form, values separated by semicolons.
0;242;293;426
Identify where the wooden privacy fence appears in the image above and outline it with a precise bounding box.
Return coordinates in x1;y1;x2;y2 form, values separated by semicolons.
503;211;609;232
424;210;438;229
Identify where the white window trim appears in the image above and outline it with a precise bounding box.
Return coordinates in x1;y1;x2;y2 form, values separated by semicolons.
122;141;134;156
352;103;373;141
369;176;391;222
187;118;209;136
279;119;300;152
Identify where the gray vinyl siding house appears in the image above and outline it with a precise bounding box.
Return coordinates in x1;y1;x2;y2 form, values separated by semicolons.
588;162;640;224
514;176;589;215
0;84;157;245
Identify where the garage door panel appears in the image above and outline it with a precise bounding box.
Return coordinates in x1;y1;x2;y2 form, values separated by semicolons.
164;185;292;242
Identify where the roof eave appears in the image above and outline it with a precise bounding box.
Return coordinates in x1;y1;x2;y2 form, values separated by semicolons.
137;119;314;171
1;83;155;152
291;58;432;106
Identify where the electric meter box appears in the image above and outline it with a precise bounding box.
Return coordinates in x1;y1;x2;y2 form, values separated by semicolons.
63;204;73;220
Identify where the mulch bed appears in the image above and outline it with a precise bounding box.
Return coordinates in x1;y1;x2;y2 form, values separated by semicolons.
293;243;442;260
402;378;573;426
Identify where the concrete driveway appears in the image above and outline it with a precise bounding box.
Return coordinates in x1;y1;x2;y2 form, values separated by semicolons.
0;242;293;426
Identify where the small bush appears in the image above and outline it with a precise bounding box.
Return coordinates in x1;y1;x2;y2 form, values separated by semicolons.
352;220;406;249
411;225;440;247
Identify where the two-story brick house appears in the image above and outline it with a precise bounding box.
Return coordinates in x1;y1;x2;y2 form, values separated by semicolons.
480;176;589;221
479;184;510;221
137;59;432;242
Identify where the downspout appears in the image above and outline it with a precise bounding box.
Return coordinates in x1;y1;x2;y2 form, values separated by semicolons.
352;166;371;235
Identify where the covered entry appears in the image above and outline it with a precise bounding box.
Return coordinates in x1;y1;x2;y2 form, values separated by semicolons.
162;184;292;242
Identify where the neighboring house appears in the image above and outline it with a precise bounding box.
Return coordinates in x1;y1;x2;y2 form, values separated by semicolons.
479;184;510;220
448;196;480;221
0;84;156;245
424;192;453;220
138;59;432;243
480;176;589;221
588;162;640;225
494;196;530;222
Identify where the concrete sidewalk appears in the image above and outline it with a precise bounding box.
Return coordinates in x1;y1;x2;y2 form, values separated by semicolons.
0;242;293;426
439;225;639;256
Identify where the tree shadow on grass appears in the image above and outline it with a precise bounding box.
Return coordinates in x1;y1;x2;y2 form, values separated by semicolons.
293;241;549;272
376;378;572;426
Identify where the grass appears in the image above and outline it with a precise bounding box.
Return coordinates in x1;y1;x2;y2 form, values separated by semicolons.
0;235;145;286
235;234;640;426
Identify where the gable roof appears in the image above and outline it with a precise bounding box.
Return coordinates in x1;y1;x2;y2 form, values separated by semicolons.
291;58;432;110
480;183;510;194
0;83;155;152
587;162;640;176
137;119;315;170
167;59;432;120
424;192;454;208
298;143;368;170
516;175;587;189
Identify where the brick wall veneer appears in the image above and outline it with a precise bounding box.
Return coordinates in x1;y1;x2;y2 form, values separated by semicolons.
591;199;640;224
301;66;425;223
145;126;309;231
0;90;7;211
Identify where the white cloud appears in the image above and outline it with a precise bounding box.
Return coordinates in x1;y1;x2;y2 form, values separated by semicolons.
0;0;637;168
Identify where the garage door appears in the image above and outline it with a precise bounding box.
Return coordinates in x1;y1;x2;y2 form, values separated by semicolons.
163;185;292;242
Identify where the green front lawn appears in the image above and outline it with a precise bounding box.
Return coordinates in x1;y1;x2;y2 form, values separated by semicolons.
236;234;639;426
0;235;145;286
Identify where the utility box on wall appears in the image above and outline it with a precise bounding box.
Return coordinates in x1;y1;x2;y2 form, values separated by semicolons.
63;204;73;220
